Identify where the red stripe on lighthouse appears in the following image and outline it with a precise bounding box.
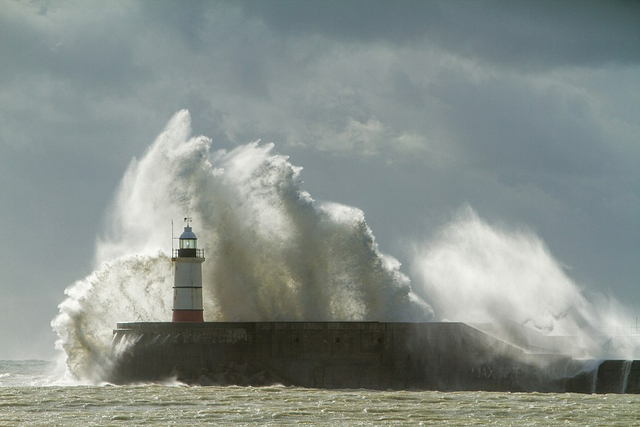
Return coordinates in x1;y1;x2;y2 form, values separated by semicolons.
172;310;204;322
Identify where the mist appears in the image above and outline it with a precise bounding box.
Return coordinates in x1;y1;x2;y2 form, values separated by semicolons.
52;110;429;380
52;111;638;382
411;207;639;359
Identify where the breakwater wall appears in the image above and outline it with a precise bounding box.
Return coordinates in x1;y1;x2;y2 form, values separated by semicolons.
111;322;638;393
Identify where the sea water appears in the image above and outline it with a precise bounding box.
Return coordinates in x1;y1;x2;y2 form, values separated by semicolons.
1;361;639;427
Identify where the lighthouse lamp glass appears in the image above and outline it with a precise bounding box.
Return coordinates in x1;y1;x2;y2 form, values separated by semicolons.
180;239;196;249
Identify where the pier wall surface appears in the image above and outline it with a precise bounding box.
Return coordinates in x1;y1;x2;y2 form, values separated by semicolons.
111;322;637;393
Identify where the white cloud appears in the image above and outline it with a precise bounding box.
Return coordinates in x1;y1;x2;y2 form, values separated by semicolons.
308;118;428;160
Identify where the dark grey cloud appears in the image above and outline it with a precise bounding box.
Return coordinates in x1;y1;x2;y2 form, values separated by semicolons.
434;0;640;69
241;0;441;44
430;71;611;177
242;0;640;68
0;4;144;93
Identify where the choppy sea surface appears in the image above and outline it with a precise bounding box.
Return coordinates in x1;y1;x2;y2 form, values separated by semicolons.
1;360;639;426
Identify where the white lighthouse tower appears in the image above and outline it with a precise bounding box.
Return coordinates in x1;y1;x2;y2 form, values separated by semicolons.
172;219;205;322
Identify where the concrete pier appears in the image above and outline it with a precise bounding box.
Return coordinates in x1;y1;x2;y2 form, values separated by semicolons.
110;321;638;393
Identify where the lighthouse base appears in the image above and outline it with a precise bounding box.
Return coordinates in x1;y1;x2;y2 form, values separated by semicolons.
172;310;203;322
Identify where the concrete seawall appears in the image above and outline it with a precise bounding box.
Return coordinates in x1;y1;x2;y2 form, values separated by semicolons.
111;322;638;393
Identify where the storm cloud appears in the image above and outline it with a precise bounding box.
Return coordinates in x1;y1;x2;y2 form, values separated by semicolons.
0;0;638;359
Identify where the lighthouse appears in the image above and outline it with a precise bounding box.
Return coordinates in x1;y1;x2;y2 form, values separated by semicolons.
172;220;205;322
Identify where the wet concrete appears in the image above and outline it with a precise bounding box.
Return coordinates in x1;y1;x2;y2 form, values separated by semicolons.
110;322;637;393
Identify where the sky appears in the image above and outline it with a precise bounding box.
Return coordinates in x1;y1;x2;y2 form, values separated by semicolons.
1;0;639;360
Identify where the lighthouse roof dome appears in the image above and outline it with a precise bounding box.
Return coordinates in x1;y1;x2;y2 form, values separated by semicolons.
180;226;197;240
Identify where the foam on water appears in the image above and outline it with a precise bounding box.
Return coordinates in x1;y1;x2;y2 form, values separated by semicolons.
0;360;59;387
3;386;640;425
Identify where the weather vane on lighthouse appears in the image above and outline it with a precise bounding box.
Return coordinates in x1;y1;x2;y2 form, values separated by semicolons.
171;218;205;322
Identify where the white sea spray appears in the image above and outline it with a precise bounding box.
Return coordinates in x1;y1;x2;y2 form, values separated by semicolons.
52;110;429;382
411;206;640;359
52;110;638;383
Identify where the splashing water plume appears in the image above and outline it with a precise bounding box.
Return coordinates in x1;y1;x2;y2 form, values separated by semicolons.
52;110;429;382
53;110;638;383
411;207;640;359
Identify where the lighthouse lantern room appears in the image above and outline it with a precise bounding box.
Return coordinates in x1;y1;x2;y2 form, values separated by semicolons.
172;219;205;322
